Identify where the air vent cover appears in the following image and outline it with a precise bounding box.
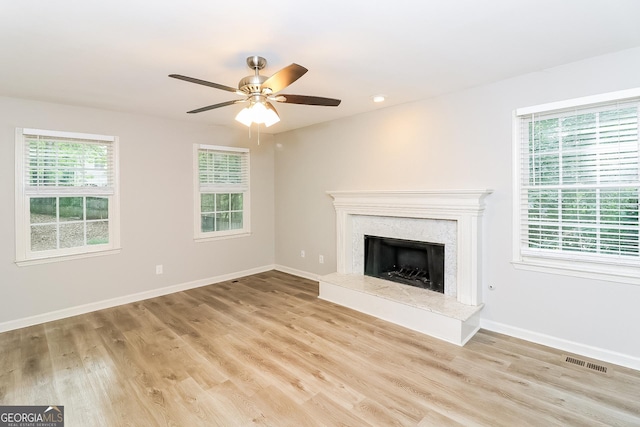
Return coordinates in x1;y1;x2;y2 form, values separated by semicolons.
564;355;609;374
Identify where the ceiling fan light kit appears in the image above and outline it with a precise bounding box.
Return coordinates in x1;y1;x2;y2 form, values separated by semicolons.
235;99;280;127
170;56;341;128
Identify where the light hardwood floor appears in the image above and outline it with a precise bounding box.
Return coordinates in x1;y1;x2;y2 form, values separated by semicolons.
0;270;639;426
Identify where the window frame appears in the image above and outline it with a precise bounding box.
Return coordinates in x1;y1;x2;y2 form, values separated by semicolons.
193;144;251;242
15;128;121;266
512;88;640;285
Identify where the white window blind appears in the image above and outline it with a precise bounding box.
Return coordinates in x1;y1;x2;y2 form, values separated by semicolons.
516;98;640;263
23;128;115;196
198;145;249;193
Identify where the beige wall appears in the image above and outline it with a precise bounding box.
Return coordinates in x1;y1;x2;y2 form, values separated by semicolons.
0;96;275;325
274;47;640;361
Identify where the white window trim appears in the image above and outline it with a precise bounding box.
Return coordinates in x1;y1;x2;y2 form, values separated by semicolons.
515;87;640;116
15;128;121;266
512;88;640;285
193;144;251;242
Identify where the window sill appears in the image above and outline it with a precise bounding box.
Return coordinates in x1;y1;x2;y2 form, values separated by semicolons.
16;248;122;267
512;256;640;286
195;231;251;243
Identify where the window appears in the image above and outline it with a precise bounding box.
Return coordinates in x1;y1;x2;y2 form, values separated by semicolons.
15;128;120;265
513;89;640;283
194;144;250;240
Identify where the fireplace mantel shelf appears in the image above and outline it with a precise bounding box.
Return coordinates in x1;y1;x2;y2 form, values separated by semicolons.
327;189;492;215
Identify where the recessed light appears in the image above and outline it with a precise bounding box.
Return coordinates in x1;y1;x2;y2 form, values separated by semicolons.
373;95;386;103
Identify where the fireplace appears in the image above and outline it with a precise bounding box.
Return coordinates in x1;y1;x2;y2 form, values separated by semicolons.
364;235;445;293
319;189;492;346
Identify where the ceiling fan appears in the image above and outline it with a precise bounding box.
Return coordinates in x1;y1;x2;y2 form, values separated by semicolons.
169;56;341;127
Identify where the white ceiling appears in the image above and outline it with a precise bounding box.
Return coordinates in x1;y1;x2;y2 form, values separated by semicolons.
2;0;640;133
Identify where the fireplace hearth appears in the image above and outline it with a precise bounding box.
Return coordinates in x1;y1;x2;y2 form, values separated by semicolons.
364;235;445;293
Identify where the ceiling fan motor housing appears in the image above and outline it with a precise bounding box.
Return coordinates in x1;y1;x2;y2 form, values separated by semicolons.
238;74;268;95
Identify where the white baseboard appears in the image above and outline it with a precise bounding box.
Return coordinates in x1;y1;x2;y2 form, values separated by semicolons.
0;264;275;334
273;264;319;282
481;319;640;371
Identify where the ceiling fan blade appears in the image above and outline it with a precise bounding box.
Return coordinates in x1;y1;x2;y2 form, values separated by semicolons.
187;99;245;114
275;94;341;107
261;64;308;93
169;74;240;94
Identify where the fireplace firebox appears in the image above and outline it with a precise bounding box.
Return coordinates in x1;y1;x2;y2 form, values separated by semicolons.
364;235;445;293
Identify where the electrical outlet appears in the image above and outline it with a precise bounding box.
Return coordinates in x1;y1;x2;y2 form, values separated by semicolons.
319;255;324;264
300;250;306;258
156;265;163;275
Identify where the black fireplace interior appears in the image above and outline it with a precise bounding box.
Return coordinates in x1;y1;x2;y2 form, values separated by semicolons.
364;235;445;293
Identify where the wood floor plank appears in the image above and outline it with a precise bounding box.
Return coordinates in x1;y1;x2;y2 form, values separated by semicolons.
171;377;233;426
0;270;638;426
220;332;318;405
351;396;420;427
0;330;22;404
17;325;59;406
76;341;147;427
252;385;320;427
205;380;270;425
250;335;367;409
44;321;101;425
301;391;372;426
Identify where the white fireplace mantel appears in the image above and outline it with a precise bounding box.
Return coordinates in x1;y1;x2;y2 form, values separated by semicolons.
328;189;492;306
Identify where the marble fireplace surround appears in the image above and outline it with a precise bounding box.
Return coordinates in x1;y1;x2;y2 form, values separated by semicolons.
319;189;492;345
